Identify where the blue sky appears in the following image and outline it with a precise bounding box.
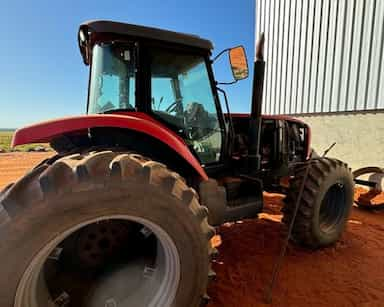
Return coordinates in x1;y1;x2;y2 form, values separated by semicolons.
0;0;256;128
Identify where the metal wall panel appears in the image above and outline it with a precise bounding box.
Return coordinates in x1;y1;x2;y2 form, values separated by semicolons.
256;0;384;115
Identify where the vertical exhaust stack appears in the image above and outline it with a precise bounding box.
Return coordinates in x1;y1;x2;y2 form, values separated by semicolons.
248;33;265;172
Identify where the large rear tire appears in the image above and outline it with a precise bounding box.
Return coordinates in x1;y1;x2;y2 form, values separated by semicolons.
0;150;215;307
282;158;354;248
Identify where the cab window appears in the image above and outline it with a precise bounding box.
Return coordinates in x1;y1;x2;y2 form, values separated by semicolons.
88;44;136;114
151;50;223;164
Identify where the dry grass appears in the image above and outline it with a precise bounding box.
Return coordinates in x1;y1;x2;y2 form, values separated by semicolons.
0;130;51;152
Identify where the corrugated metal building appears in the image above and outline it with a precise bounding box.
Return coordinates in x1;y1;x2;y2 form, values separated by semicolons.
255;0;384;170
256;0;384;115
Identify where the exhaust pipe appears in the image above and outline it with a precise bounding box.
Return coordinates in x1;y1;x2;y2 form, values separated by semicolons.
248;33;265;172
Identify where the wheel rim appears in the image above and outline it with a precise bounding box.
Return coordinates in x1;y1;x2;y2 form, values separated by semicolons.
319;183;347;233
14;215;180;307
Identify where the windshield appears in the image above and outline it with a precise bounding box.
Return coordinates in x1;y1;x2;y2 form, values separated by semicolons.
150;49;222;164
88;44;136;114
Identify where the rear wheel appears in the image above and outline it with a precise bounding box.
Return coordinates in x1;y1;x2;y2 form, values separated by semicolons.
282;158;354;248
0;151;215;307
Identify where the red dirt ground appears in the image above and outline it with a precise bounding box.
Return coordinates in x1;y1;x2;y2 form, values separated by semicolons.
1;153;384;307
208;192;384;307
0;152;52;189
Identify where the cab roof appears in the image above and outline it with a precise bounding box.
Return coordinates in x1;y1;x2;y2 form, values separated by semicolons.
78;20;214;65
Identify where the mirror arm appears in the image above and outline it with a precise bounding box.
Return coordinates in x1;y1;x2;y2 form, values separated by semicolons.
216;80;238;86
217;86;235;148
212;48;231;63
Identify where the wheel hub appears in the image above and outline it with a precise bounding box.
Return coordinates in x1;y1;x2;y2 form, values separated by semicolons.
320;183;346;233
77;221;132;268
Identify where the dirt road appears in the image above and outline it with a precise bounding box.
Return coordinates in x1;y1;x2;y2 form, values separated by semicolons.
1;153;383;307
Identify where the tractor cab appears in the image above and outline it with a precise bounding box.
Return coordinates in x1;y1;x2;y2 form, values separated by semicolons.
79;20;228;165
79;20;253;171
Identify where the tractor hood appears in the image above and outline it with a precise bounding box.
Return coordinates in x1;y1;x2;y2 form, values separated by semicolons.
12;113;208;180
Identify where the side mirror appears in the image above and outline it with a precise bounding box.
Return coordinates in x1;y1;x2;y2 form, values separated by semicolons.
229;46;249;81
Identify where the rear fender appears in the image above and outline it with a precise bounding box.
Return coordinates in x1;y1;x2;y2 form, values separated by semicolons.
12;113;208;180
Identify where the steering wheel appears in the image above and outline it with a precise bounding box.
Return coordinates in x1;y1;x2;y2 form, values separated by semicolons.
165;99;183;114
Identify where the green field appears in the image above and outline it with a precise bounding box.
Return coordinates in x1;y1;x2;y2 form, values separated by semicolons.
0;130;51;152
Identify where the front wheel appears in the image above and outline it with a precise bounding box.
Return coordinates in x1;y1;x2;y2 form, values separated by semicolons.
282;158;354;248
0;151;215;307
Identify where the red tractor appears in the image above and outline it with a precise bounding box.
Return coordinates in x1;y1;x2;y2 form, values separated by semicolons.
0;20;353;307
